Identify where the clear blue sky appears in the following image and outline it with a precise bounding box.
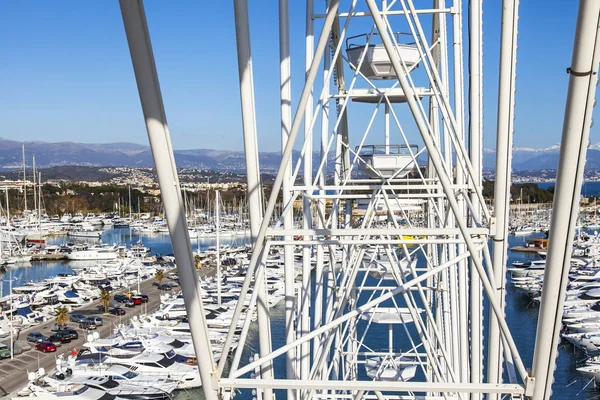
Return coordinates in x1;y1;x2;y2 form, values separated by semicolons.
0;0;587;152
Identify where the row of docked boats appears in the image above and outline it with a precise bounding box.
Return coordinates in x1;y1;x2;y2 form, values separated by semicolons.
509;231;600;381
10;242;278;399
0;242;164;337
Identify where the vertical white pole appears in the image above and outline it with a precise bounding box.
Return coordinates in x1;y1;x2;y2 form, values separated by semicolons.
279;0;297;395
451;0;468;391
33;156;37;217
382;0;389;157
9;266;12;360
532;2;600;398
38;172;42;237
314;15;330;378
232;1;274;398
129;185;132;222
468;0;483;394
22;143;26;212
488;0;519;394
216;190;221;307
6;188;9;228
118;3;218;400
301;0;315;385
384;103;390;154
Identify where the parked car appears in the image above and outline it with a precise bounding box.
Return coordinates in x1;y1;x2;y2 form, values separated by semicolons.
158;284;172;291
131;296;142;305
86;316;103;326
114;294;129;303
36;341;57;353
79;320;97;330
47;332;71;344
109;307;126;316
69;313;87;323
0;343;10;358
27;332;47;343
50;323;66;332
61;328;79;340
139;294;149;303
125;299;135;308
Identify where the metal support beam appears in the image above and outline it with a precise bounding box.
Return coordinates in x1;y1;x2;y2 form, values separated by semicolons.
278;0;297;397
531;1;600;399
365;0;529;382
468;0;483;393
118;3;217;400
217;0;340;385
232;1;274;398
219;379;525;395
488;0;519;394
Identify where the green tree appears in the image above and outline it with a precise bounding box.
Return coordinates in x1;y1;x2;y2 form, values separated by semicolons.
55;306;69;329
155;270;164;285
100;289;111;313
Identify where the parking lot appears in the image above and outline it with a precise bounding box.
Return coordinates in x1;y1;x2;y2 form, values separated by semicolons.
0;272;177;397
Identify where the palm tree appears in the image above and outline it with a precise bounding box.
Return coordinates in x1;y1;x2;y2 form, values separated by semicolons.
100;289;111;313
194;254;202;269
155;270;164;285
55;306;69;329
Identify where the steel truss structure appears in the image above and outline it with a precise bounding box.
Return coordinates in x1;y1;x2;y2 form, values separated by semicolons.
117;0;600;400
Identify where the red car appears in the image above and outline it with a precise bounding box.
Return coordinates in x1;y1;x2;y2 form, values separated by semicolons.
131;296;142;305
36;341;57;353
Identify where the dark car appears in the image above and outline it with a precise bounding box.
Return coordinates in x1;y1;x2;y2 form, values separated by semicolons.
109;307;126;316
47;332;71;344
61;328;79;340
79;320;97;330
86;316;103;326
114;294;129;303
139;294;149;303
36;341;57;353
69;313;87;323
158;284;172;291
27;332;47;343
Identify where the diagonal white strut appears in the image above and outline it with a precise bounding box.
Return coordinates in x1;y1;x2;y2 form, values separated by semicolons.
118;2;218;400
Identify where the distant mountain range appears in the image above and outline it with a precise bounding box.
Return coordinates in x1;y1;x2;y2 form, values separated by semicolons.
483;143;600;170
0;137;599;173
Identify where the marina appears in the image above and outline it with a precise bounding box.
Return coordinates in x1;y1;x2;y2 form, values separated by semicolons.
0;217;598;399
2;0;600;398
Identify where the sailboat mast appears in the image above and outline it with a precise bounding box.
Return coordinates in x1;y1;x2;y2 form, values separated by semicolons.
128;185;132;221
5;188;9;227
216;190;221;307
32;156;37;216
38;172;42;235
22;143;27;211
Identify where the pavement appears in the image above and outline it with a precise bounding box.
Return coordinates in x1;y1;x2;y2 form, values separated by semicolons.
0;272;177;397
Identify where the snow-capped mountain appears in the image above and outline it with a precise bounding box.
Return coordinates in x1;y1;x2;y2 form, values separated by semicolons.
483;143;600;170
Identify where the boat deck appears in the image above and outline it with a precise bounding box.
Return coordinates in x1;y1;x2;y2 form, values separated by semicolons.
510;246;546;253
30;253;68;261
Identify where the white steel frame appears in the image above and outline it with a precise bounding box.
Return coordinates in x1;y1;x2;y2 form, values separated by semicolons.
117;0;600;400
